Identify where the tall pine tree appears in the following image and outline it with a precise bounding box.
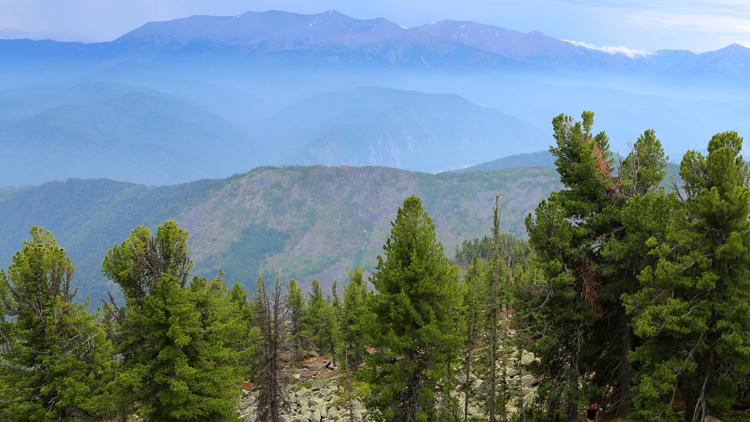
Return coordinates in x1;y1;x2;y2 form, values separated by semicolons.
523;112;618;418
104;221;243;420
286;279;306;360
340;268;374;371
624;132;750;420
0;227;115;421
367;195;463;422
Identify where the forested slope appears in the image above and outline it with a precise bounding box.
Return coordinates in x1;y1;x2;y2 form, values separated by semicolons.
0;166;560;303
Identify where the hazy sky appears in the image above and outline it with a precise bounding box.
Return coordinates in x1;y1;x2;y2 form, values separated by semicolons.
1;0;749;52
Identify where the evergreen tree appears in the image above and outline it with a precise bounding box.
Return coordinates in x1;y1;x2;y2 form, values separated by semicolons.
0;227;115;421
138;274;242;420
461;257;486;422
252;278;289;422
598;129;669;415
340;268;374;371
286;279;306;360
331;280;341;310
104;221;243;420
322;293;340;366
229;282;261;377
302;279;337;359
485;196;505;421
522;112;617;418
367;195;464;422
624;132;750;420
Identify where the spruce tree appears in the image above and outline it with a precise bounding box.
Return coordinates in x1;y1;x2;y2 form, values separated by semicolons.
0;227;115;421
322;293;340;366
229;282;261;375
340;268;374;371
624;132;750;420
286;279;306;360
302;279;337;359
485;196;503;421
367;195;463;422
104;221;243;420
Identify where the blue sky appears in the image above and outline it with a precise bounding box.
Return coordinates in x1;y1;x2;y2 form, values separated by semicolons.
1;0;749;52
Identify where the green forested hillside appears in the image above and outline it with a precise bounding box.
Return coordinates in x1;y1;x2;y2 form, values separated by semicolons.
0;166;560;304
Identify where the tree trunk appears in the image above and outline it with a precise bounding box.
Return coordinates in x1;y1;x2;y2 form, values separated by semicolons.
464;346;471;422
617;326;632;416
489;315;497;422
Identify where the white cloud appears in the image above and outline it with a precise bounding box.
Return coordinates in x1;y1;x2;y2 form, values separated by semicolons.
564;39;652;58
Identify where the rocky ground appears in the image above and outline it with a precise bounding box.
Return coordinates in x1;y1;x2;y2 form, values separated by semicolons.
238;356;368;422
238;347;538;421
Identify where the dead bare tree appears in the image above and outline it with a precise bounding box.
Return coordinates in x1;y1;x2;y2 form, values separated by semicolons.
253;277;289;422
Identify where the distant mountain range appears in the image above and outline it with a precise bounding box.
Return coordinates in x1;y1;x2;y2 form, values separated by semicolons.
1;9;749;187
458;150;555;172
2;9;750;76
255;87;546;172
0;83;544;184
0;83;256;185
0;165;561;305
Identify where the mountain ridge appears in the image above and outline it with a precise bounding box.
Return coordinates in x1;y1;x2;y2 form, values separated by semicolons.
3;9;749;73
0;165;561;306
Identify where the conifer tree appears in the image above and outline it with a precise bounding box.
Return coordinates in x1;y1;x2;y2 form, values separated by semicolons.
0;227;115;421
322;293;340;366
523;112;617;418
301;279;325;348
287;279;306;360
367;195;463;422
598;129;669;415
331;280;341;310
461;257;486;422
485;196;504;421
520;113;684;418
252;278;289;422
229;283;261;377
624;132;750;420
302;279;338;360
340;268;373;371
104;221;243;420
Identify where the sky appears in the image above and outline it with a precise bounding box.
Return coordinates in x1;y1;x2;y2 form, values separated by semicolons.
1;0;749;52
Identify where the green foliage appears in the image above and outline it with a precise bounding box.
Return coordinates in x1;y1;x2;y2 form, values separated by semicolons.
340;268;374;371
460;257;487;420
518;112;671;417
521;112;614;418
0;166;561;307
104;221;243;421
484;196;507;421
454;233;532;269
287;279;306;360
197;224;288;287
229;282;260;377
0;227;116;421
367;195;464;422
300;279;340;362
623;132;750;420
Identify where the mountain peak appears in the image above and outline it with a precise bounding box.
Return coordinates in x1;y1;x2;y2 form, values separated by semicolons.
118;9;404;47
699;42;750;61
